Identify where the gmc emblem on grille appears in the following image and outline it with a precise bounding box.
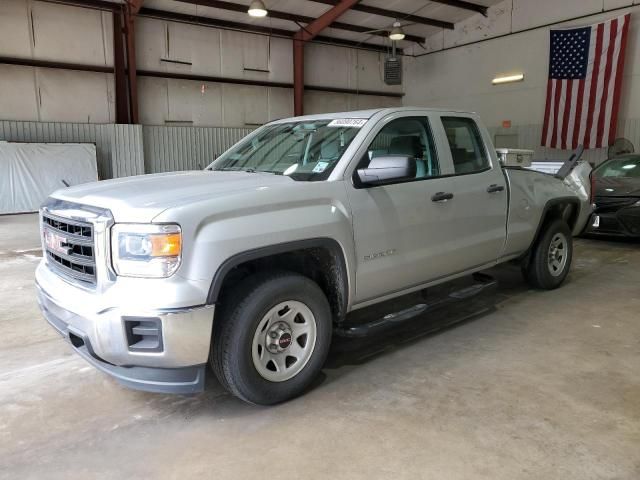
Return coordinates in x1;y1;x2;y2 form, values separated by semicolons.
44;230;72;255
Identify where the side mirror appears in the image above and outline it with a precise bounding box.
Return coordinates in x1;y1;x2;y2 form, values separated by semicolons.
356;155;416;186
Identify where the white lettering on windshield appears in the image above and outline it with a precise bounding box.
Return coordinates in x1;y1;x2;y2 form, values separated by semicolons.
327;119;367;128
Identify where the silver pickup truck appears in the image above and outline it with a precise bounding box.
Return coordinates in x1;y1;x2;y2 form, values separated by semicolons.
36;107;592;405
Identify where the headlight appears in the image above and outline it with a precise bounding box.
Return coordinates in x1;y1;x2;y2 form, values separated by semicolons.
111;224;182;278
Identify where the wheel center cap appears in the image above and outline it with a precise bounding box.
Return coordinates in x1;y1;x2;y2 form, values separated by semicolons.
278;333;292;349
267;322;293;353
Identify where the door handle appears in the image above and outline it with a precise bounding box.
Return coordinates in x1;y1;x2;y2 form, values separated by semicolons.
486;184;505;193
431;192;454;202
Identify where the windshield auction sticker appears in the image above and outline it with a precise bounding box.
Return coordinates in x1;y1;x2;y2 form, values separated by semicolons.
313;161;329;173
327;119;368;128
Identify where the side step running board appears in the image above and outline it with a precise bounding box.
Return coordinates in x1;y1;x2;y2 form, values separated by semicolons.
335;273;497;338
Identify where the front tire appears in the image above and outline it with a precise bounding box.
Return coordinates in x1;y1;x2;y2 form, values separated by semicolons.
522;219;573;290
211;272;332;405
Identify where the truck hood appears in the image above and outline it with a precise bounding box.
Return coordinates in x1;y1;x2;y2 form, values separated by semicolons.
595;176;640;197
52;171;295;222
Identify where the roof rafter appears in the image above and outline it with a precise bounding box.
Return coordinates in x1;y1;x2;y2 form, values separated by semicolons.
308;0;456;27
427;0;488;16
127;0;145;14
139;7;402;53
175;0;426;42
37;0;120;10
293;0;361;115
36;0;403;52
294;0;360;41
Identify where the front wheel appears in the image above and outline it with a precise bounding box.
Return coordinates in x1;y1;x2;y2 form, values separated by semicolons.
522;219;573;290
211;272;332;405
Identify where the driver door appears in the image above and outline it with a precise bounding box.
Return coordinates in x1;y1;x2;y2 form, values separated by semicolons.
345;113;458;305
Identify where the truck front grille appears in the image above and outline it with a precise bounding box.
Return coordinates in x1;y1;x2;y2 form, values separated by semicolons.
42;213;97;286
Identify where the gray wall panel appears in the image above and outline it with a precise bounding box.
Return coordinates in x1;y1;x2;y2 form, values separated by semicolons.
4;119;639;184
143;125;254;173
0;120;113;179
0;121;149;179
110;124;145;178
488;119;640;165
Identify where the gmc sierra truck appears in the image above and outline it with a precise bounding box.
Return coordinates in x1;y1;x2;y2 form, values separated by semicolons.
36;108;592;405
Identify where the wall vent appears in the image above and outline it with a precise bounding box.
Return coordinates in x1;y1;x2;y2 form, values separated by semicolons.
384;57;402;85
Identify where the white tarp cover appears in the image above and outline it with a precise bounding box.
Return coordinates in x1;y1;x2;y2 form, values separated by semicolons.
0;142;98;214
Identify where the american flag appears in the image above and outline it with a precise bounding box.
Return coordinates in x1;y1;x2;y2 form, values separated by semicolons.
541;14;631;149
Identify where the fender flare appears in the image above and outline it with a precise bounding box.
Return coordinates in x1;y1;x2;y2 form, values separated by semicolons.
206;238;350;310
525;196;581;256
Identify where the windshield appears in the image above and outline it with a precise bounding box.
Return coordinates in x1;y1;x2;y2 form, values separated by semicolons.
208;120;364;181
594;156;640;179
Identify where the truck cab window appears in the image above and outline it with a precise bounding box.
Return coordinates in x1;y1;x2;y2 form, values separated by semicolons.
442;117;489;174
364;117;440;179
210;120;360;181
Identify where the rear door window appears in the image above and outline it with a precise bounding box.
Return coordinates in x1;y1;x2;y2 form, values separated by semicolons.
441;117;490;175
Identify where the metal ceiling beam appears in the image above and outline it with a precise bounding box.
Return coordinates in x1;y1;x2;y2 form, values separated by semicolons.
127;0;145;14
175;0;425;43
38;1;403;51
293;0;360;116
426;0;488;16
0;56;113;73
113;9;129;123
124;1;141;123
139;7;399;53
0;56;403;98
294;0;360;41
37;0;119;11
310;0;486;18
307;0;455;28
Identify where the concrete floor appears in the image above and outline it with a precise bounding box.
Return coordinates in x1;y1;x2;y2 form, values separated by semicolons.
1;213;639;480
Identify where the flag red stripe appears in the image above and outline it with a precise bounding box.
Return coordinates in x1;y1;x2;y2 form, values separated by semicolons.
596;18;618;148
609;14;631;146
550;80;563;148
583;23;604;149
561;80;573;149
542;16;630;150
541;78;554;146
572;79;586;149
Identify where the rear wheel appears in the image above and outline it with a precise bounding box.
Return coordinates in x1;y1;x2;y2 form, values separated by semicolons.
211;272;332;405
522;219;573;289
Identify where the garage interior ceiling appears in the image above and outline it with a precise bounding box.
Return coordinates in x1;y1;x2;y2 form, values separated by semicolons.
54;0;501;50
149;0;500;47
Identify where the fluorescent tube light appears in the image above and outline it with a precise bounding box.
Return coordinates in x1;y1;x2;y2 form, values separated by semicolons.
492;73;524;85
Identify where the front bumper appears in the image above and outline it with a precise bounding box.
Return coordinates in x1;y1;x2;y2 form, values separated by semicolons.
36;270;215;394
585;208;640;237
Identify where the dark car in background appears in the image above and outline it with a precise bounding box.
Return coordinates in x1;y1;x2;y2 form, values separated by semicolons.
586;154;640;237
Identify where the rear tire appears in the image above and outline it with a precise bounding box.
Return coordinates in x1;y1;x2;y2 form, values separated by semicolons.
211;271;332;405
522;219;573;290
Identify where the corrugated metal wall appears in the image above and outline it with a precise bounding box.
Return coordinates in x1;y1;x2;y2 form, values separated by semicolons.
0;121;253;180
0;121;148;179
488;119;640;165
4;119;639;181
142;126;254;173
111;124;145;178
0;120;114;179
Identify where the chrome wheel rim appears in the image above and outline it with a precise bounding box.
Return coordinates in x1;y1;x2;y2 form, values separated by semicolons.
547;232;568;277
251;300;317;382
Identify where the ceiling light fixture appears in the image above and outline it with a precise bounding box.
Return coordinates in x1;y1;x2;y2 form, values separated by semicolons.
492;73;525;85
248;0;268;17
389;21;405;41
